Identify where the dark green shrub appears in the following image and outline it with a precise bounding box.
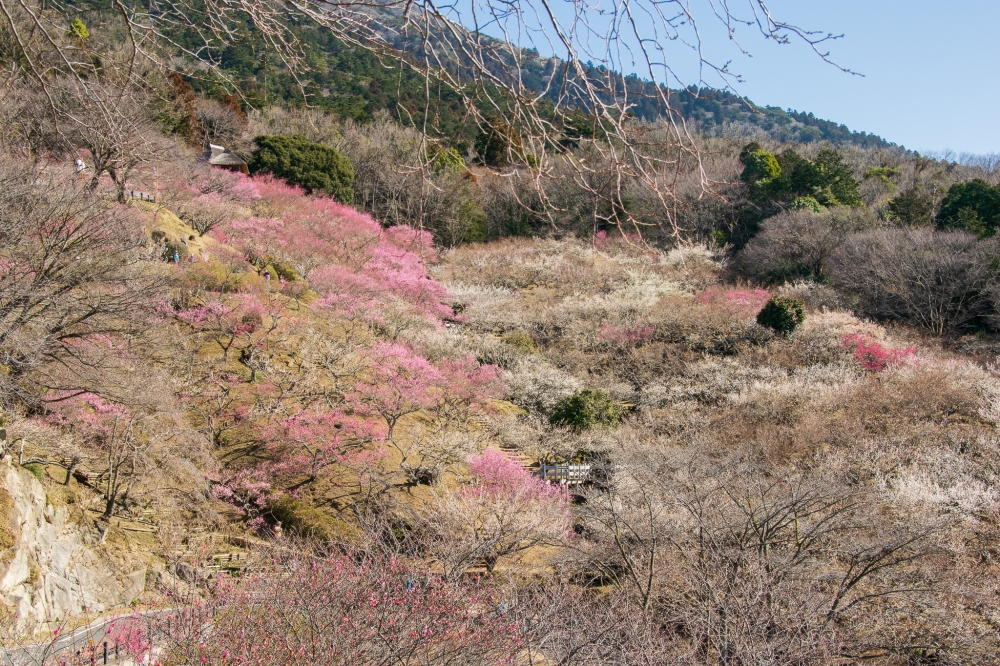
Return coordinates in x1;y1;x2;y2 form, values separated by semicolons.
756;297;806;336
249;135;355;203
475;119;523;167
887;188;934;227
739;144;861;208
550;389;621;431
936;179;1000;238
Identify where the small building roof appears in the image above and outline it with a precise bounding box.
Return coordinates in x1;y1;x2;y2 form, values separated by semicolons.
205;144;247;167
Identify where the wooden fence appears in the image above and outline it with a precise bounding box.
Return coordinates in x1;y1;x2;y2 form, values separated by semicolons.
127;190;156;202
533;463;601;485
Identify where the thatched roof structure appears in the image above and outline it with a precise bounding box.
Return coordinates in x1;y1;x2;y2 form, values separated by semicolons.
204;144;249;174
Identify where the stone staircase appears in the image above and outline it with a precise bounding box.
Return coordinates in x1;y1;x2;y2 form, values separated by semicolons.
496;443;534;470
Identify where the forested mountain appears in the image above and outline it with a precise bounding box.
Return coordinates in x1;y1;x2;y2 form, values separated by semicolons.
172;11;895;150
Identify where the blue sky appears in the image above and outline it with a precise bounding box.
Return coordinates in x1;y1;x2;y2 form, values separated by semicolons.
460;0;1000;153
703;0;1000;154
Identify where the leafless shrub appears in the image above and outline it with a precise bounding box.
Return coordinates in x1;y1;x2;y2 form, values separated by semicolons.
829;228;995;335
773;280;843;311
242;106;344;151
196;98;247;148
576;445;945;662
504;362;584;414
732;207;877;284
0;160;162;407
508;582;673;664
0;83;61;158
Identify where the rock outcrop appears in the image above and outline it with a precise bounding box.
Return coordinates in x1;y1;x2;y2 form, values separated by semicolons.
0;457;146;635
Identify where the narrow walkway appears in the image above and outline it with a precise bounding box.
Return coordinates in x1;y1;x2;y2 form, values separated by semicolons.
1;609;173;666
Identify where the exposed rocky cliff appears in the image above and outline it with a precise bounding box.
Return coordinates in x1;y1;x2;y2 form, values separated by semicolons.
0;457;146;636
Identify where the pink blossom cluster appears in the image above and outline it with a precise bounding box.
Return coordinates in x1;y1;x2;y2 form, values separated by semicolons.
468;449;568;503
47;392;132;446
264;406;388;482
698;287;771;316
109;553;523;665
349;343;505;440
173;169;261;203
206;342;504;525
176;299;232;326
176;292;290;367
209;469;274;530
597;323;655;346
212;176;452;322
840;333;917;372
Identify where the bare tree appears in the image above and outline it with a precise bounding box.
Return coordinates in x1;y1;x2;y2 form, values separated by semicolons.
95;412;150;519
732;206;875;283
575;445;939;662
828;228;995;335
57;83;164;202
338;113;425;228
0;161;161;407
196;98;247;148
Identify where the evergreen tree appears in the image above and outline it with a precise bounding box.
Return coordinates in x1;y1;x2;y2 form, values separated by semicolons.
249;135;355;203
813;148;862;207
757;297;806;336
936;179;1000;238
888;188;934;227
740;149;781;192
550;389;621;430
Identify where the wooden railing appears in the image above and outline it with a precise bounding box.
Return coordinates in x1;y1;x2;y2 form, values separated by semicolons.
534;463;595;485
126;190;156;202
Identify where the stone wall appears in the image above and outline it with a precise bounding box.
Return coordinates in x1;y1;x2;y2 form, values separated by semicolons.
0;457;146;636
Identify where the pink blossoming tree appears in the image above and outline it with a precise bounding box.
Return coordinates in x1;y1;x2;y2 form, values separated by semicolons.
697;287;772;317
841;333;917;372
112;552;522;665
416;449;572;577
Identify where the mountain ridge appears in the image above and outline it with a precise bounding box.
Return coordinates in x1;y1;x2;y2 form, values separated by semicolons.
177;10;897;151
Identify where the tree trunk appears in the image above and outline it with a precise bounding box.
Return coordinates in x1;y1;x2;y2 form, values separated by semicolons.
103;491;116;518
103;465;120;518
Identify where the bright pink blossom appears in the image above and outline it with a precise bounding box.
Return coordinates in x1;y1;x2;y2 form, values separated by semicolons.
349;343;445;440
841;333;917;372
211;176;453;323
468;449;567;503
209;469;274;529
265;406;388;482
